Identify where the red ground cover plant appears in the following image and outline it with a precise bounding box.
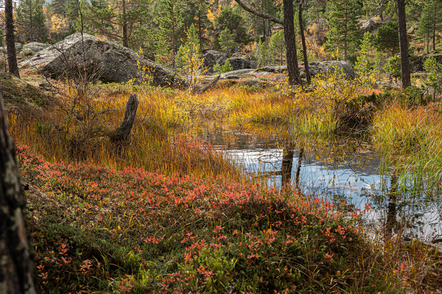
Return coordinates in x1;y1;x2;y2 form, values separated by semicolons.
17;144;404;293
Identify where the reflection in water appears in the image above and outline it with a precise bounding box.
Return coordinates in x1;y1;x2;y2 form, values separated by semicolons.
198;127;442;248
281;147;294;187
295;148;304;189
386;173;398;238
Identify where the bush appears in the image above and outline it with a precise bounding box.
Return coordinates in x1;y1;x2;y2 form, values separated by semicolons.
213;60;234;74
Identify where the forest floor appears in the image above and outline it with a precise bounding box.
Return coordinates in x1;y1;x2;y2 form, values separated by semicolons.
3;70;442;293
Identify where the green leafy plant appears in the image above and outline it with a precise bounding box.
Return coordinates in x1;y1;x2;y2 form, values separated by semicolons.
424;57;442;99
213;60;233;74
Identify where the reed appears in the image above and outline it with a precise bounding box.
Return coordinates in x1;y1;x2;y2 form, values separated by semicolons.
372;102;442;196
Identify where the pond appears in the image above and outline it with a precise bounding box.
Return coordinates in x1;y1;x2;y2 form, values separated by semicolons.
198;124;442;249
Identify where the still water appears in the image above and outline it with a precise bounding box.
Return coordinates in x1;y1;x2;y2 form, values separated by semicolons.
198;125;442;248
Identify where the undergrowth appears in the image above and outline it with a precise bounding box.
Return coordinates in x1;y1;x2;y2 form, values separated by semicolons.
18;144;418;293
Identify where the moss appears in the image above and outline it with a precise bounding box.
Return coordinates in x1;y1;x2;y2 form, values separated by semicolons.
0;71;52;109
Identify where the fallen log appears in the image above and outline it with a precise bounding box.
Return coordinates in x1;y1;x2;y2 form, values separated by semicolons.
192;75;221;94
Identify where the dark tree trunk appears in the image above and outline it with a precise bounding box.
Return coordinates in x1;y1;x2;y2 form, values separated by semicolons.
396;0;411;88
283;0;301;86
234;0;302;86
5;0;20;78
122;0;128;47
111;94;139;143
281;147;294;187
386;173;398;238
0;87;36;293
298;0;311;85
172;21;176;69
295;147;304;189
432;7;437;52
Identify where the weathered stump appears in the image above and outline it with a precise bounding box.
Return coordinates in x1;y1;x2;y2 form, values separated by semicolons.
110;94;139;144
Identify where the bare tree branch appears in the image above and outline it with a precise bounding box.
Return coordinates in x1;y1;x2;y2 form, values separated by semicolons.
233;0;283;25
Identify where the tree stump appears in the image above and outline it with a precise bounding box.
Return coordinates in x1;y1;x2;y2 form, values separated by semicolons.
110;94;139;144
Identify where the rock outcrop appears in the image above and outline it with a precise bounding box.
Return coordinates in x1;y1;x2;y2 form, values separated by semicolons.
237;61;357;81
203;50;227;71
203;50;253;72
20;33;184;87
227;55;253;71
307;61;357;79
359;18;384;34
21;42;51;54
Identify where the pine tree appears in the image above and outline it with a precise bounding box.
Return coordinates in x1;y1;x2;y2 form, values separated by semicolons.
418;0;441;53
374;20;399;57
325;0;361;62
181;0;211;52
257;38;271;66
155;0;184;68
16;0;48;43
355;32;376;80
81;0;151;48
216;8;249;46
269;30;285;65
219;28;236;54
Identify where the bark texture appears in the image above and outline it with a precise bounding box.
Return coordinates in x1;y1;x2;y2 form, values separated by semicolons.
298;0;311;85
234;0;302;86
0;87;36;293
5;0;20;78
111;94;139;143
397;0;411;88
283;0;301;86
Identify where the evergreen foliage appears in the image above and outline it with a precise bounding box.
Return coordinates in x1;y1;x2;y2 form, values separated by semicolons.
325;0;361;62
355;32;376;80
424;57;442;98
80;0;151;48
215;8;249;46
154;0;184;68
257;39;271;66
16;0;48;42
418;0;441;53
219;28;236;54
374;21;399;57
181;0;211;51
213;59;233;73
269;30;285;65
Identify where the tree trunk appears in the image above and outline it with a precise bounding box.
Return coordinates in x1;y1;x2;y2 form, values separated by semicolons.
386;173;398;239
295;147;304;189
172;21;176;69
432;4;437;52
0;87;37;294
298;0;311;85
397;0;411;88
111;94;139;143
5;0;20;78
122;0;128;47
233;0;302;86
283;0;301;86
281;147;294;187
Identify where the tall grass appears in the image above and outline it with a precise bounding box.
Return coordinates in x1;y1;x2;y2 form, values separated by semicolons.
8;76;441;293
372;102;442;196
8;85;243;180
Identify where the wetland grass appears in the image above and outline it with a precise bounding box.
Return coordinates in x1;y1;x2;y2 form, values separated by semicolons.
7;78;441;293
